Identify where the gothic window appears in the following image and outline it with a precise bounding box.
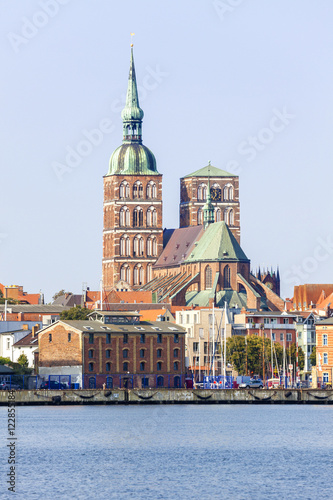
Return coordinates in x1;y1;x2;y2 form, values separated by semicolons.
215;208;221;222
133;181;143;199
133;264;144;286
224;208;230;225
205;266;213;289
133;235;144;257
229;209;234;225
147;207;157;227
120;264;130;283
197;183;207;201
120;235;130;256
147;236;157;257
119;206;130;227
223;265;231;288
119;181;130;199
197;185;202;201
146;181;157;199
223;184;234;201
197;208;203;225
147;263;152;282
133;207;143;227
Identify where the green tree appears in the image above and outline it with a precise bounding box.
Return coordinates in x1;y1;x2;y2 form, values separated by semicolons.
287;344;305;371
0;357;11;365
60;306;90;320
310;346;316;367
52;289;71;301
17;353;29;368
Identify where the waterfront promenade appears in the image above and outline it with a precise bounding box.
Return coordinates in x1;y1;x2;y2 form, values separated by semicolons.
1;388;333;405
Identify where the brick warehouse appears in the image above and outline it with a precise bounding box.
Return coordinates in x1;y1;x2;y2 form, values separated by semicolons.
37;310;186;389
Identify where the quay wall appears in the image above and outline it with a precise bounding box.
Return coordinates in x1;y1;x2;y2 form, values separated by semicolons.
1;389;333;405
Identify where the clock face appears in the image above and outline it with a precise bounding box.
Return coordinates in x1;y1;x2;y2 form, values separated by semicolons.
210;187;221;201
265;282;273;290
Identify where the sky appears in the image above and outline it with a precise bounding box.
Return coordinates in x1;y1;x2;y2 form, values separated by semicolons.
1;0;333;302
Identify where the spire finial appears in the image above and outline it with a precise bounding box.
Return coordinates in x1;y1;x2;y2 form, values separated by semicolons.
121;43;144;143
130;32;135;47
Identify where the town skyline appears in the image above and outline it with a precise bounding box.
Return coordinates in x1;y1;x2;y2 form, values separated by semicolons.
1;1;333;301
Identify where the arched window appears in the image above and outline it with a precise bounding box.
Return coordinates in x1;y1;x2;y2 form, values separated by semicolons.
215;208;221;222
133;181;143;199
173;349;179;358
133;235;144;257
133;207;143;227
106;362;111;372
146;181;157;199
106;377;113;388
147;263;152;283
224;265;231;288
174;361;179;371
157;349;162;358
123;362;129;372
224;208;229;225
205;266;213;289
229;209;234;226
88;362;94;372
119;206;130;227
120;264;130;283
119;181;130;199
140;361;145;371
133;264;144;286
198;183;207;201
157;361;162;371
147;236;157;257
197;208;203;225
120;235;130;256
157;376;164;387
229;185;234;200
147;207;157;227
174;376;180;388
197;185;203;200
89;377;96;388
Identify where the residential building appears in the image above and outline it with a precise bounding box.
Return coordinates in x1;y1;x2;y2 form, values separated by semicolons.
315;317;333;386
295;312;316;379
0;322;41;367
0;283;44;305
37;310;186;389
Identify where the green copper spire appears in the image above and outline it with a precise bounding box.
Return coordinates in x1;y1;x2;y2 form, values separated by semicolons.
107;47;160;176
203;162;214;228
121;47;144;144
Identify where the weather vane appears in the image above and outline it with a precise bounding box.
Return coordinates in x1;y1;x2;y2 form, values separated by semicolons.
130;32;135;47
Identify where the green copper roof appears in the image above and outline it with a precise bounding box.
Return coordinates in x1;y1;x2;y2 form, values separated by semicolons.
108;143;159;175
107;47;160;176
185;221;249;263
183;164;237;178
121;48;144;122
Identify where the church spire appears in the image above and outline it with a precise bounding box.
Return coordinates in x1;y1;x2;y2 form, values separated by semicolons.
203;162;215;228
121;47;144;144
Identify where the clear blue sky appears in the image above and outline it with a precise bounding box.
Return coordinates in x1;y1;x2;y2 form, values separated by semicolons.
1;0;333;302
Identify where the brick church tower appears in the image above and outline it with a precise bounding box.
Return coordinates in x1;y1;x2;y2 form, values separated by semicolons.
102;48;163;290
179;164;241;243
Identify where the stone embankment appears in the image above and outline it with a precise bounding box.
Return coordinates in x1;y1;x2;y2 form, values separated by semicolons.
1;388;333;405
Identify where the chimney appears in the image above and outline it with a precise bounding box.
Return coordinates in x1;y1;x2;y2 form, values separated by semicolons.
32;325;39;338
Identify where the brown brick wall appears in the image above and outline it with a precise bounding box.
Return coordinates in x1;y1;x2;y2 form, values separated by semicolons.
39;324;82;367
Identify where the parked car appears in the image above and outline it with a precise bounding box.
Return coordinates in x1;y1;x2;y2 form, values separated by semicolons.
0;381;21;390
40;381;67;390
238;378;263;389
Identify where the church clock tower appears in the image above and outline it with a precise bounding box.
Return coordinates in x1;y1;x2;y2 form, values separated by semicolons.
102;47;163;290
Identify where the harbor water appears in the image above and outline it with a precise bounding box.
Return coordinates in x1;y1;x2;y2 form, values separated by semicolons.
1;404;333;499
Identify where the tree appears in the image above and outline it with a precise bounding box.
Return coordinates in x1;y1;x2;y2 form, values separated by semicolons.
0;357;11;365
60;306;90;320
287;344;305;371
310;346;316;367
17;353;29;368
52;289;71;301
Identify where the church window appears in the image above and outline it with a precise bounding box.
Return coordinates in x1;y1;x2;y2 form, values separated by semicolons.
119;181;130;199
119;206;130;227
120;235;130;256
205;266;213;289
146;181;157;199
223;265;231;288
134;235;144;257
133;207;143;227
215;208;221;222
133;181;143;199
224;184;232;201
147;207;157;227
229;209;234;225
134;264;144;286
197;208;203;225
147;263;152;282
120;264;130;283
147;236;157;257
197;184;207;201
